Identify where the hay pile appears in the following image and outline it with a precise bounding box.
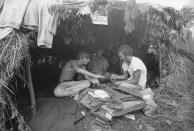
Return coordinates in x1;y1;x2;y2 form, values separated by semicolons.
0;29;35;130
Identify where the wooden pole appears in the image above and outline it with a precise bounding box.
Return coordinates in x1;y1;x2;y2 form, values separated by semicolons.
26;57;36;116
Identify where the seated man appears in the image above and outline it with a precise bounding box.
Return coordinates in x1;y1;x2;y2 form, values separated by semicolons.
87;49;110;75
110;45;157;116
111;44;147;90
54;52;103;97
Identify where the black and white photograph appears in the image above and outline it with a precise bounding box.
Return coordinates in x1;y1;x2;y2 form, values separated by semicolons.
0;0;194;131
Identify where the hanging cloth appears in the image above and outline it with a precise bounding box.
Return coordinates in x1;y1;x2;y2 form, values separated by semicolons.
0;0;30;40
124;0;138;34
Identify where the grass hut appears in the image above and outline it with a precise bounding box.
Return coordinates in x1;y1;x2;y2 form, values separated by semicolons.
0;0;194;130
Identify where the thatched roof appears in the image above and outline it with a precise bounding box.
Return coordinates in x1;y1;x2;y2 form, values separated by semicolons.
48;0;184;37
50;0;194;64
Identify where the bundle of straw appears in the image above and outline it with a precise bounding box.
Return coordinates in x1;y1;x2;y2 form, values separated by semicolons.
0;29;35;130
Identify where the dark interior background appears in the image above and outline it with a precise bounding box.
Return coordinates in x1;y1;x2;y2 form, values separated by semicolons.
29;25;158;97
14;12;159;100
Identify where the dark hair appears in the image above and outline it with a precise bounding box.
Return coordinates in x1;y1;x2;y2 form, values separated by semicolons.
77;51;90;59
117;44;133;56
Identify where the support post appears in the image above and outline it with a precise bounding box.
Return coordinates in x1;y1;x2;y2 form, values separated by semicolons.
26;57;36;116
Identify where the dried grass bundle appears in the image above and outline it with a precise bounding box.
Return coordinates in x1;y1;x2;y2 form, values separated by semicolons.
156;59;194;129
0;30;35;130
0;30;34;91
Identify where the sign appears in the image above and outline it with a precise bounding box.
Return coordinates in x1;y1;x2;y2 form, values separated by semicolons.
90;13;108;25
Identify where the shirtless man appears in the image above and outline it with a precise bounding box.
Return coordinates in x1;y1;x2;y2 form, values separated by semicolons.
54;52;103;97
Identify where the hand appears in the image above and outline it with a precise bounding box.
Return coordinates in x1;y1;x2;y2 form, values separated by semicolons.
95;74;105;79
90;78;99;85
114;81;122;85
110;74;119;80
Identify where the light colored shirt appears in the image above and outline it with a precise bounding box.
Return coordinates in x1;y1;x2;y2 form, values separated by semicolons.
122;56;147;89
